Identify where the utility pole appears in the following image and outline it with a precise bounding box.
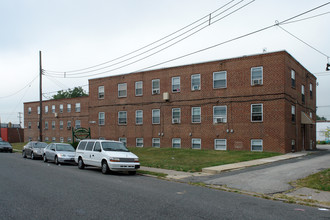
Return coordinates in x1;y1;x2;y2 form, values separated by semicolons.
39;51;43;141
18;112;23;128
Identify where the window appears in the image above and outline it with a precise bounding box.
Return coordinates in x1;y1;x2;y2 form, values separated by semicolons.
152;109;160;124
310;83;313;99
291;105;296;122
60;104;63;113
99;112;105;125
98;86;104;99
45;121;48;130
172;108;181;124
172;77;180;92
52;105;55;113
251;104;263;122
135;81;143;96
60;137;64;143
192;138;201;149
75;120;81;129
28;122;31;129
94;142;101;152
191;74;201;91
152;79;160;94
135;110;143;125
119;138;127;147
251;67;263;85
136;138;144;147
52;121;55;129
118;111;127;125
213;106;227;123
28;107;31;114
214;139;227;150
67;104;71;113
85;141;95;151
37;122;40;129
118;83;127;97
45;106;48;114
52;137;56;142
45;137;49;142
152;138;160;148
301;85;305;103
291;70;296;88
192;107;201;123
118;138;127;147
310;112;313;119
291;140;296;152
251;139;263;151
75;103;81;112
213;71;227;89
67;121;71;129
60;121;63;130
172;138;181;148
37;106;40;115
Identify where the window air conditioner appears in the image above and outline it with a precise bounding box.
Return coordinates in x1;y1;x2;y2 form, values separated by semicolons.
253;79;262;85
54;113;58;118
192;85;200;91
172;118;180;124
152;89;160;94
215;117;224;123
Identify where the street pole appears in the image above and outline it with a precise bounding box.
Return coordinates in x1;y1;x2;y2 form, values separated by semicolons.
39;51;43;142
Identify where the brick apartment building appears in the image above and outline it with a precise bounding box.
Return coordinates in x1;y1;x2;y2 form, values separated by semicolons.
24;51;316;153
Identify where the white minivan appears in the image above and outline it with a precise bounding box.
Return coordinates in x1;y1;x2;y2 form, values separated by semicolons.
75;139;140;175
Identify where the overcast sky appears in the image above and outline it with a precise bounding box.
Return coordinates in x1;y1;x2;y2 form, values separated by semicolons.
0;0;329;125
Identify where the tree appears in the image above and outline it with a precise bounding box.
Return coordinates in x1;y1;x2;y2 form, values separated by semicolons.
52;87;88;99
316;115;327;121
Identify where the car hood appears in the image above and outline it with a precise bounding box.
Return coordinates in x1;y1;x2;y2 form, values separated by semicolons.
57;151;76;156
33;148;44;154
103;151;138;159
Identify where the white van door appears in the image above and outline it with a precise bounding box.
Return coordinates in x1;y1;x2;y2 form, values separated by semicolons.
90;141;103;167
83;141;95;165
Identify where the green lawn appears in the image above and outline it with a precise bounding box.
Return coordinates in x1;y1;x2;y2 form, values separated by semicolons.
11;142;26;152
129;147;281;172
295;169;330;191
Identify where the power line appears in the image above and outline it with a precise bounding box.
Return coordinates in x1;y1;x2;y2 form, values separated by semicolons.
281;11;330;25
0;75;38;99
44;0;253;77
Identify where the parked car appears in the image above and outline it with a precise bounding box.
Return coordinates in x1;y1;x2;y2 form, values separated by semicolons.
22;141;48;159
43;143;76;165
75;139;140;175
0;141;13;153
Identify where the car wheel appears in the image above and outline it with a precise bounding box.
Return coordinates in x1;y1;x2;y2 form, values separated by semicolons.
43;154;48;162
128;171;136;175
78;158;85;169
9;149;12;153
31;152;35;160
22;151;26;158
55;156;60;165
101;161;109;174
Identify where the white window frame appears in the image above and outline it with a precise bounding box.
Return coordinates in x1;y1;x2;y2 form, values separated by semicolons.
214;139;227;150
302;85;305;103
28;122;31;129
75;120;81;129
192;138;201;149
172;77;180;93
152;138;160;148
251;66;263;86
118;83;127;98
98;86;105;99
172;108;181;124
67;104;71;113
191;74;201;91
75;103;81;113
152;79;160;94
28;107;31;114
136;138;144;147
59;121;63;130
172;138;181;149
192;107;201;123
309;83;313;99
213;71;227;89
60;137;64;143
213;106;227;124
291;105;296;122
52;121;55;130
118;111;127;125
135;110;143;125
45;121;48;130
251;139;263;152
99;112;105;125
52;137;56;142
152;109;160;124
67;121;71;129
119;138;127;147
59;104;63;113
45;137;49;142
37;106;40;115
45;106;48;114
52;105;55;113
135;81;143;96
251;104;263;122
291;69;296;88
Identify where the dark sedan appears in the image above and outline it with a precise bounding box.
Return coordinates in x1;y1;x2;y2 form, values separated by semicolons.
0;141;13;153
22;141;48;160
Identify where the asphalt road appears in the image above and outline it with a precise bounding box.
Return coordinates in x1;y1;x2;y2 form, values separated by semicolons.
185;146;330;195
0;153;329;220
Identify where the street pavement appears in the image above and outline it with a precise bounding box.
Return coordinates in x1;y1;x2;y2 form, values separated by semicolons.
2;153;329;219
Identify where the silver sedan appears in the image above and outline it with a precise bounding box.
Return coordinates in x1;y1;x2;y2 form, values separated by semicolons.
43;143;76;165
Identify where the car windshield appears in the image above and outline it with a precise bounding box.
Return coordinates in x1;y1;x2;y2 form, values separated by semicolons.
0;142;11;147
33;142;48;148
56;144;75;152
102;142;129;152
